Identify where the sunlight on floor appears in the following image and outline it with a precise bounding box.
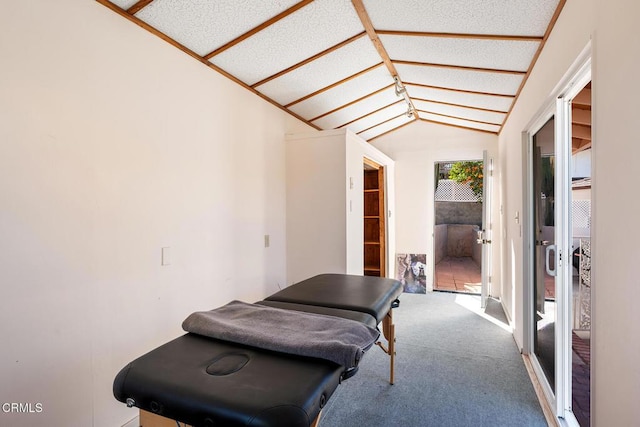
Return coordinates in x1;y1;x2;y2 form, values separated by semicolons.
454;294;513;332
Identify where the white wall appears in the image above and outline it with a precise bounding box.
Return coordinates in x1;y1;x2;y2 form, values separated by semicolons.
371;121;500;299
0;1;312;426
285;131;347;283
499;0;640;423
498;0;596;350
285;129;395;283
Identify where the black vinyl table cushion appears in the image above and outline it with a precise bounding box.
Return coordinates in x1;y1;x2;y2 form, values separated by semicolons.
114;333;343;427
113;274;402;427
264;274;402;323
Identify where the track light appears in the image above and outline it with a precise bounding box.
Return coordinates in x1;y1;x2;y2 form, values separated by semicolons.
393;76;406;97
393;75;414;118
406;106;414;118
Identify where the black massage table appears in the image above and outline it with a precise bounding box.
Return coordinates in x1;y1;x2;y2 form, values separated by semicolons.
113;274;402;427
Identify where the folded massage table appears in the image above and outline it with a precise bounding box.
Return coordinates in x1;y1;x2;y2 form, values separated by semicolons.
113;274;402;427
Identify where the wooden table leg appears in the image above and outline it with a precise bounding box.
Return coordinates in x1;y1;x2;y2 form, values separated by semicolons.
376;309;397;385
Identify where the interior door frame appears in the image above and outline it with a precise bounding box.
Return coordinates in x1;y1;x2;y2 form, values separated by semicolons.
480;150;493;308
522;43;591;424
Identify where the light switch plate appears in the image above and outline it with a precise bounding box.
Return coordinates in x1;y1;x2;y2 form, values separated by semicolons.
161;247;171;266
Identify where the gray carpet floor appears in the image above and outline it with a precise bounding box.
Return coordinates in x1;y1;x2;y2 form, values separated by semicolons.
319;292;547;427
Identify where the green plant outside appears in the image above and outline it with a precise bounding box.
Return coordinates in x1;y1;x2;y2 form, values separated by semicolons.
449;161;483;202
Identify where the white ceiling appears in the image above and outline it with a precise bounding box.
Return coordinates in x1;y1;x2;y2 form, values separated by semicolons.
99;0;564;140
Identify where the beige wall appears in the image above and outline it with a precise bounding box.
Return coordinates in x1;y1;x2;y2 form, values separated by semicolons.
592;0;640;424
0;1;312;426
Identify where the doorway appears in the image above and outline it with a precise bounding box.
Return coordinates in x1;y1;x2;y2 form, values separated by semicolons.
524;51;591;426
433;159;484;295
363;159;386;277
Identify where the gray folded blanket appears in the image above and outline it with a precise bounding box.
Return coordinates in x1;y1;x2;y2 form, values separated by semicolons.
182;300;380;369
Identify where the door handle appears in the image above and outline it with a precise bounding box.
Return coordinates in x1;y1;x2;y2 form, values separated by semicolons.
476;230;491;245
545;244;556;277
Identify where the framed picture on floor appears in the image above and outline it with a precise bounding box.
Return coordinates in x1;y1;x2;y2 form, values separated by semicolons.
396;253;427;294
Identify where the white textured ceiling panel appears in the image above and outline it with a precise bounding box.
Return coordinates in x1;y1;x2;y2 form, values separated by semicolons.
342;102;407;134
396;63;523;96
413;99;506;125
101;0;563;139
210;0;365;85
363;0;560;36
312;87;399;129
255;36;380;106
358;116;414;141
109;0;139;10
381;35;539;72
288;66;392;120
419;112;501;133
136;0;300;56
406;84;512;112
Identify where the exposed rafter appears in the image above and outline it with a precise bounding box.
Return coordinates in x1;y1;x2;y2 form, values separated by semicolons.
351;0;417;121
498;0;568;135
308;83;394;122
376;30;544;42
405;82;516;98
284;62;384;108
203;0;314;60
416;109;502;127
393;60;527;75
412;97;509;114
337;100;404;129
97;0;567;140
356;112;407;135
127;0;154;15
252;32;366;88
419;118;499;135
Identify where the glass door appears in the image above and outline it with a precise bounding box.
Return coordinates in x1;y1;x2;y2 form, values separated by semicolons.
532;117;557;392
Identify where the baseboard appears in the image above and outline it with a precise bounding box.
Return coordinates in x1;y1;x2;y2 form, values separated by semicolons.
522;353;560;427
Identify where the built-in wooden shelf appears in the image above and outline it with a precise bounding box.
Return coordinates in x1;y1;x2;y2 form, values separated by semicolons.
363;166;385;277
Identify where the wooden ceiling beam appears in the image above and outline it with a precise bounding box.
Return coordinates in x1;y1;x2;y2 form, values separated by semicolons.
351;0;398;76
417;109;502;127
418;118;498;135
251;32;366;88
405;82;515;99
203;0;313;60
498;0;567;135
284;62;383;108
356;112;408;135
337;100;404;129
412;97;508;114
94;0;321;131
393;60;526;76
376;30;544;42
368;120;416;141
351;0;418;114
127;0;154;15
308;83;394;122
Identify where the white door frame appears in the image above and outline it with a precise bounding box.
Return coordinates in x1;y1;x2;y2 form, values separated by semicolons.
480;150;493;308
522;43;591;424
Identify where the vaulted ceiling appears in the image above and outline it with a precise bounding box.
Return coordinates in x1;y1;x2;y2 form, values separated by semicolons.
98;0;565;141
